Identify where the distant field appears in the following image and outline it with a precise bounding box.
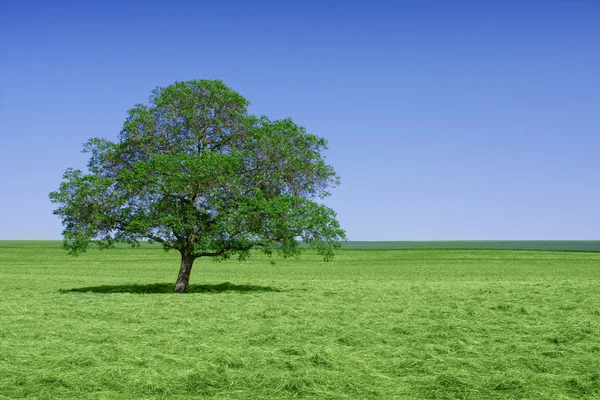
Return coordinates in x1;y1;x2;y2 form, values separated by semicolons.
0;240;161;248
1;242;600;399
2;240;600;252
341;241;600;251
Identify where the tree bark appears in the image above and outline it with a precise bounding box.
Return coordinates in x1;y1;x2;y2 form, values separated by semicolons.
174;253;196;293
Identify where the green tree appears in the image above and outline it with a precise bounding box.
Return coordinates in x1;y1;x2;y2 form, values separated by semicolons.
49;80;346;292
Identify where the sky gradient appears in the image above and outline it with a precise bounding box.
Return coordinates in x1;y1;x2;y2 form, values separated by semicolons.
1;0;599;240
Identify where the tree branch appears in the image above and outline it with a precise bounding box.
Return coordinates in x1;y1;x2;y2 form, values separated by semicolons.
197;250;225;257
115;219;179;250
141;232;179;250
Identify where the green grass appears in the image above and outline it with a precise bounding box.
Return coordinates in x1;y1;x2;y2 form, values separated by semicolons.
1;243;600;399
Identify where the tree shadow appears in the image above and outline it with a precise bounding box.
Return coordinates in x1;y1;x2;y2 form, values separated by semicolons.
60;282;282;294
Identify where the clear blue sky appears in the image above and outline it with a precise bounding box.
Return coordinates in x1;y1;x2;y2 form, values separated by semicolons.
1;0;599;240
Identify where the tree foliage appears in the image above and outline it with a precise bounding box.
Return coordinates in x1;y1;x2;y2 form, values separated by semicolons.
49;80;346;291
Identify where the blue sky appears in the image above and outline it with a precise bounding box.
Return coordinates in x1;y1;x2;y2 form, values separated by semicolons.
1;0;599;240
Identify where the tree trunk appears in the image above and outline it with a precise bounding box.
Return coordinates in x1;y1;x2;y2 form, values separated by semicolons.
174;253;195;293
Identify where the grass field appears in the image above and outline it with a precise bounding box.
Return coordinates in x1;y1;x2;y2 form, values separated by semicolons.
1;242;600;399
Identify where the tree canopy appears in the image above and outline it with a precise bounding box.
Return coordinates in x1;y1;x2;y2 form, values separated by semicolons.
49;79;346;292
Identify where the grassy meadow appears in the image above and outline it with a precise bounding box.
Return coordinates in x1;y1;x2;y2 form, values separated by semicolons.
1;241;600;399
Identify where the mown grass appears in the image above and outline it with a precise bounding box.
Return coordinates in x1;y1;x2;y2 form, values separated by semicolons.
1;243;600;399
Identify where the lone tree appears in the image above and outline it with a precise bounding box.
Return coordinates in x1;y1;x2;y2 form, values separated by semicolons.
49;80;346;292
